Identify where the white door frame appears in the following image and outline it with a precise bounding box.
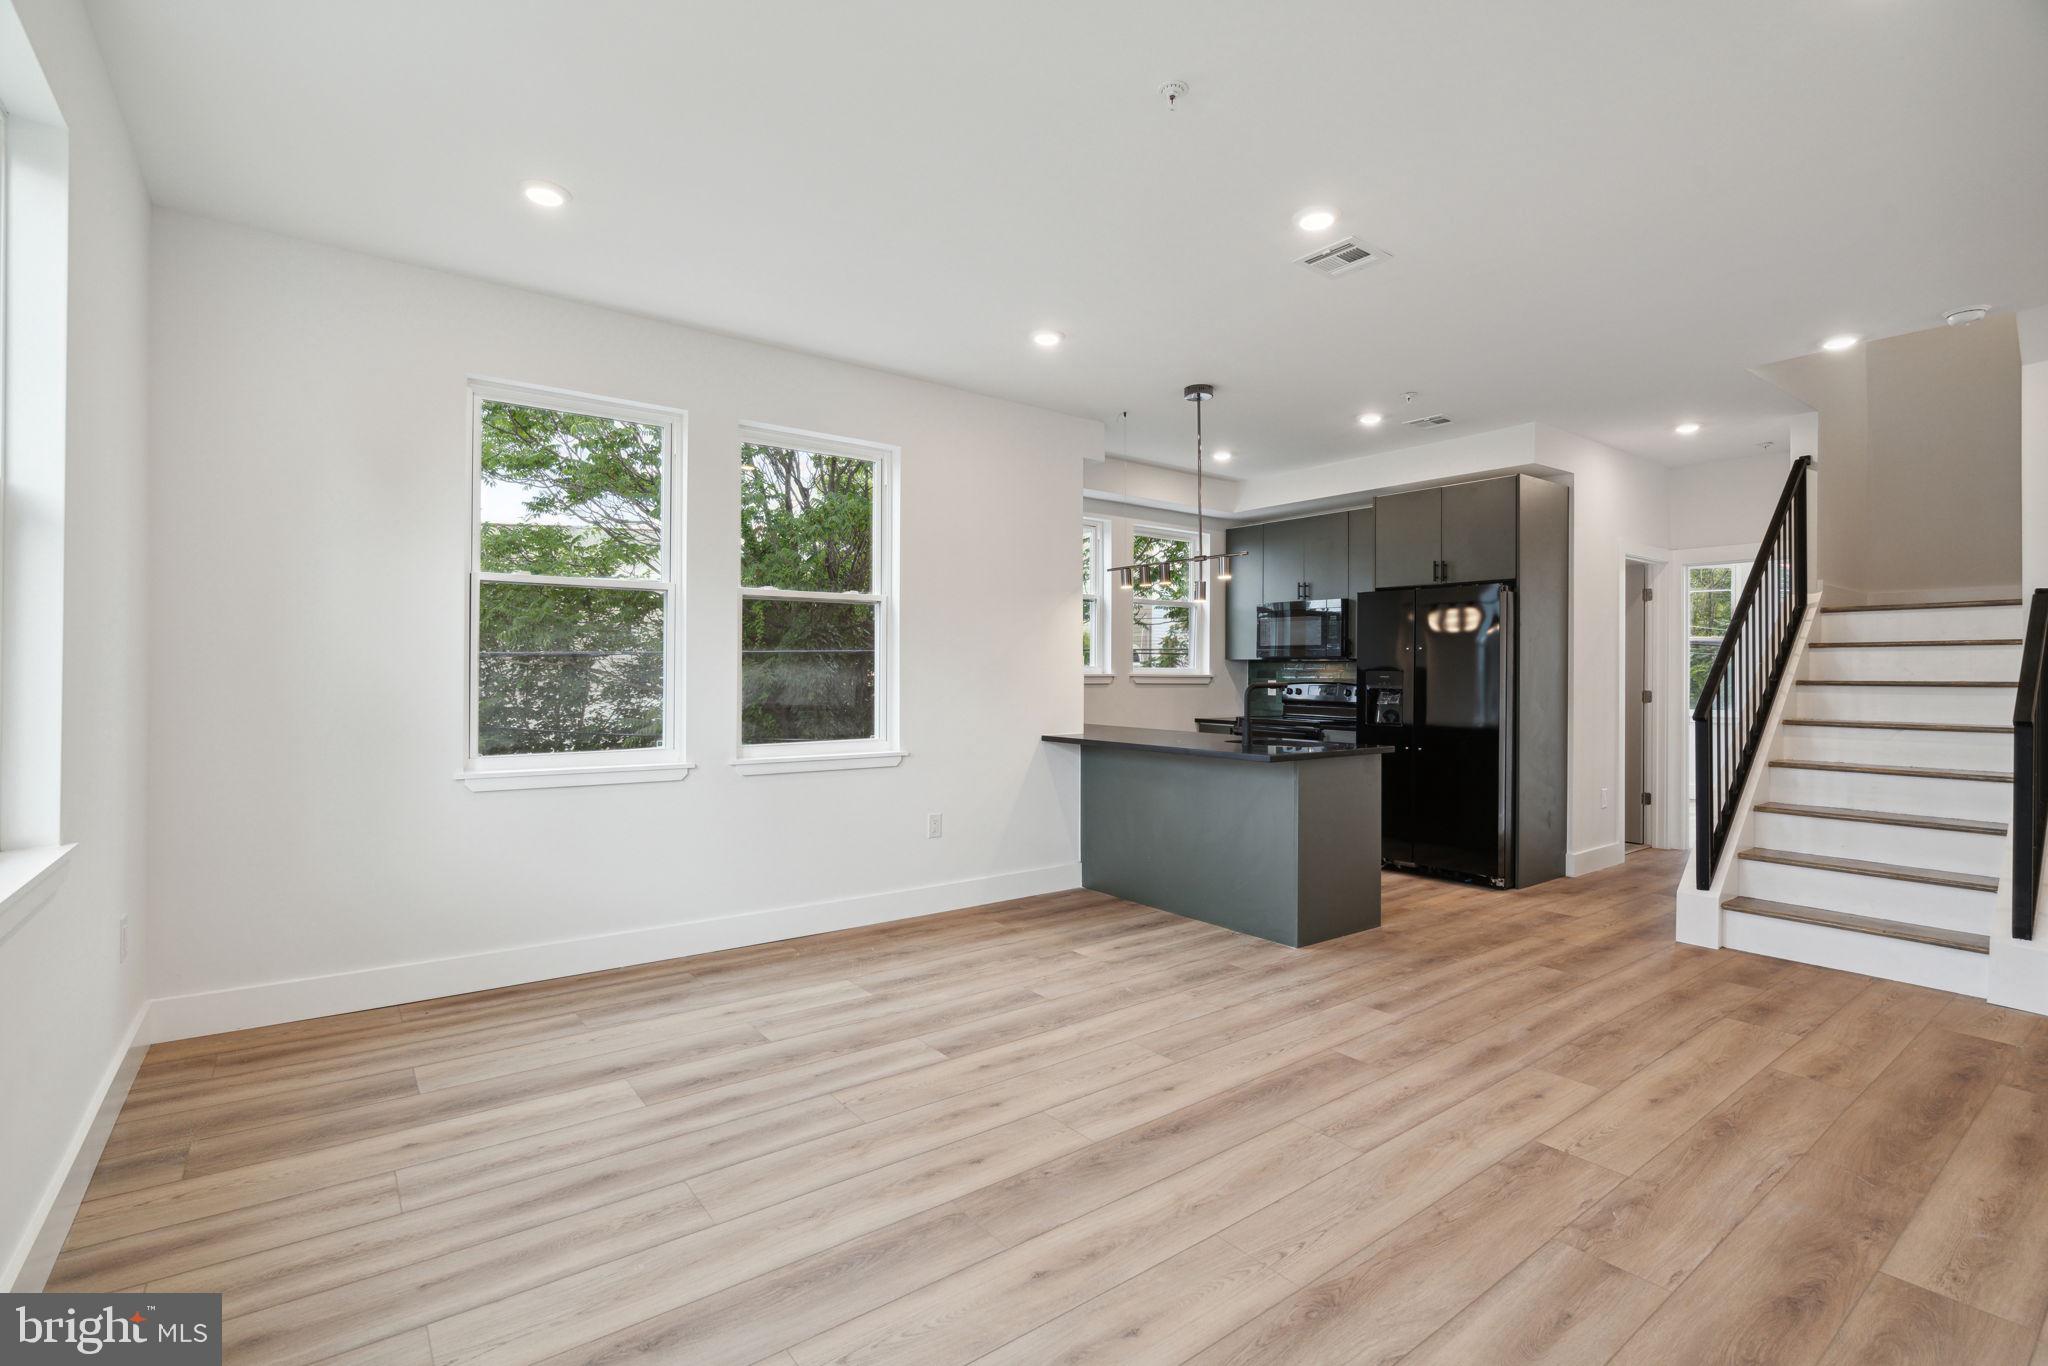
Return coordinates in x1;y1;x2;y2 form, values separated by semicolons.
1668;541;1763;850
1618;544;1676;848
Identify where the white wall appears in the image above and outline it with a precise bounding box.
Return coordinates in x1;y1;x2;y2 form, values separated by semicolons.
144;212;1097;1038
1080;498;1246;730
0;0;151;1289
1669;452;1790;552
2014;305;2046;596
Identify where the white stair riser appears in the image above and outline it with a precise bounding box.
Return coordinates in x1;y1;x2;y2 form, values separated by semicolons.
1790;684;2014;726
1748;812;2005;877
1803;645;2020;682
1736;860;1993;934
1777;727;2011;768
1721;910;1988;995
1817;606;2026;644
1765;766;2011;822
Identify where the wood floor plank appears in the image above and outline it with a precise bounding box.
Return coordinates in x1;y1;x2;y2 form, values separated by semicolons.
1883;1084;2048;1326
422;1115;1091;1366
1817;1273;2035;1366
1604;1157;1920;1366
1773;979;1953;1091
1806;1026;2015;1196
786;1122;1354;1366
1560;1067;1857;1288
968;1234;1296;1366
1539;1016;1796;1174
1398;1240;1667;1366
1188;1143;1624;1366
1935;995;2041;1047
1530;964;1764;1088
1224;1068;1600;1287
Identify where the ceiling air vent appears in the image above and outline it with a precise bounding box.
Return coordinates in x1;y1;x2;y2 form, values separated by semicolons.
1404;413;1452;428
1296;237;1387;278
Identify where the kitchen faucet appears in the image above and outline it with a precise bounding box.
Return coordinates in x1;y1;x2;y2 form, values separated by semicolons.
1241;680;1289;753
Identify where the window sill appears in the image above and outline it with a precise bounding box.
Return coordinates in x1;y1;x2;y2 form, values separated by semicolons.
730;749;907;777
456;761;696;792
1083;673;1114;686
0;844;77;945
1131;672;1214;686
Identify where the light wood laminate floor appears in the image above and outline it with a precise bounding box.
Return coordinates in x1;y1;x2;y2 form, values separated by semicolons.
49;850;2048;1364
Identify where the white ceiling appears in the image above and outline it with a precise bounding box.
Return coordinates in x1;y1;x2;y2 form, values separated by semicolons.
86;0;2048;474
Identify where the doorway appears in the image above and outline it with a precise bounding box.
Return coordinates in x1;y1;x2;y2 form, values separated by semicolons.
1624;560;1652;848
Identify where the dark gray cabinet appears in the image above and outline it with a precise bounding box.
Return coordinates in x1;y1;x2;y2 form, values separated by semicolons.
1259;513;1348;601
1440;477;1519;583
1346;508;1374;596
1300;514;1349;599
1374;476;1520;586
1373;488;1442;588
1223;524;1263;661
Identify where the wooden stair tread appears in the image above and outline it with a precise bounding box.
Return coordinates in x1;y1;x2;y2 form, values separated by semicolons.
1770;758;2012;783
1750;802;2008;837
1819;598;2022;614
1808;638;2021;648
1738;846;1998;892
1721;896;1991;953
1796;678;2013;688
1781;718;2012;734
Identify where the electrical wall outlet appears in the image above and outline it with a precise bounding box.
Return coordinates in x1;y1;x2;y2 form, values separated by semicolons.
926;812;943;839
118;916;130;963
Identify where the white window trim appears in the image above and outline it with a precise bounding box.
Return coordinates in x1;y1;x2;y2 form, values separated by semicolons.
1082;516;1111;678
458;379;690;792
733;422;902;776
1128;524;1210;676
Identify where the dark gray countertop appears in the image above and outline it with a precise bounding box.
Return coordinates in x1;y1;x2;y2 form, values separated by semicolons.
1042;725;1392;763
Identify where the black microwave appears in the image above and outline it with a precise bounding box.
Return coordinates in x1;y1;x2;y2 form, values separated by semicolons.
1257;599;1352;660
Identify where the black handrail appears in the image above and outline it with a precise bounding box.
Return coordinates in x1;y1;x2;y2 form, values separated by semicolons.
1693;456;1812;890
2014;589;2048;939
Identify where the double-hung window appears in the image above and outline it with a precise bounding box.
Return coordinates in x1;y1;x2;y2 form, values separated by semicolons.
1130;526;1205;674
1686;564;1741;708
1082;517;1110;676
463;381;685;790
737;426;899;772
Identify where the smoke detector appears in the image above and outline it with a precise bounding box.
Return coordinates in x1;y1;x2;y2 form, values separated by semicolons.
1945;306;1990;327
1159;81;1188;111
1296;237;1389;278
1403;412;1453;428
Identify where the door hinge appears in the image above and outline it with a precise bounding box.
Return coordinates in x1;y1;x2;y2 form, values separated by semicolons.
1641;792;1653;806
1642;587;1654;602
1640;689;1652;704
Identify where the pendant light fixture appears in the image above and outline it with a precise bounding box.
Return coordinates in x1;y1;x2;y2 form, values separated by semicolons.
1110;383;1244;593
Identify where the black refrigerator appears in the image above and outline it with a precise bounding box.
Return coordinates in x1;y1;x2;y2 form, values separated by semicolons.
1355;583;1516;886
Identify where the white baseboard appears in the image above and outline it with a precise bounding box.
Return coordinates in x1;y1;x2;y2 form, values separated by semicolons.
5;1007;147;1291
142;862;1084;1044
1566;842;1625;877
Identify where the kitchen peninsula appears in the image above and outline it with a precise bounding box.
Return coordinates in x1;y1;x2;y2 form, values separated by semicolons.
1042;726;1388;947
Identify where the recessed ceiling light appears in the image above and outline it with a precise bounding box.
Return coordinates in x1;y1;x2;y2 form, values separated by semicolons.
1820;334;1859;352
1212;449;1233;462
1295;208;1337;233
1031;329;1064;349
1675;422;1701;435
522;180;570;208
1357;412;1384;427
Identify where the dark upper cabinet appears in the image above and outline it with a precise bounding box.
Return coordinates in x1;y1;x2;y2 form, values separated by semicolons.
1223;523;1262;661
1374;487;1442;588
1440;477;1519;583
1259;513;1348;601
1346;508;1374;596
1299;513;1349;600
1261;516;1305;599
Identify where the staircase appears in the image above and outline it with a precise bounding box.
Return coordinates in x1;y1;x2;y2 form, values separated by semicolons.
1718;598;2023;992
